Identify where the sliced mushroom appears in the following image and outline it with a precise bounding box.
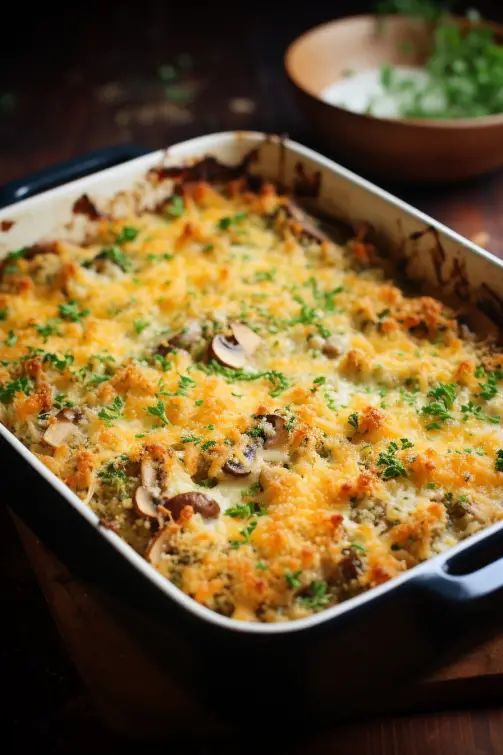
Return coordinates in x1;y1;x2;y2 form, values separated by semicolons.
43;420;76;448
255;414;289;449
146;526;172;567
133;485;158;519
161;492;220;520
230;322;261;355
223;443;257;476
211;334;246;369
284;201;328;244
141;456;158;491
56;407;82;423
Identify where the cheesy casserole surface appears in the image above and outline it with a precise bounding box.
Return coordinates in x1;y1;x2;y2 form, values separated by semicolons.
1;175;503;622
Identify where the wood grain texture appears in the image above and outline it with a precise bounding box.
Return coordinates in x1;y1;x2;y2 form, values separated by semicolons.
1;1;503;752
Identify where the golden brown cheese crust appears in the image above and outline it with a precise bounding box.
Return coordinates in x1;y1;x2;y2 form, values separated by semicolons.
1;179;503;622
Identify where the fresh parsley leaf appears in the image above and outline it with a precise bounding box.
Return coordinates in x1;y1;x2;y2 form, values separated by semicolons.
96;246;131;272
115;226;138;244
5;330;16;346
34;319;61;342
166;195;185;218
0;375;33;403
59;300;90;322
297;580;330;611
146;399;169;426
133;319;149;334
43;352;74;372
217;212;247;230
377;441;407;479
98;395;125;425
285;570;303;590
348;412;359;429
496;450;503;472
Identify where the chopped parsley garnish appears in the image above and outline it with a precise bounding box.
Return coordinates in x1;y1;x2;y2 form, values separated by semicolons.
153;353;172;372
461;401;499;425
53;393;74;410
96;246;132;272
348;412;359;430
43;352;74;372
229;519;258;549
0;375;33;403
59;300;90;322
496;450;503;472
254;269;276;283
285;570;303;590
297;580;330;611
86;373;110;387
351;542;366;553
5;330;16;346
166;195;185;218
199;361;289;397
115;226;139;244
377;441;408;480
146;399;169;426
0;309;7;320
133;319;150;334
98;395;125;425
146;252;174;263
478;369;503;401
420;383;456;429
34;319;61;342
201;440;216;451
217;212;247;230
226;503;257;518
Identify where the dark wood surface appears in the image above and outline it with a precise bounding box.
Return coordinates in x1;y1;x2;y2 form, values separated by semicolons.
1;2;503;752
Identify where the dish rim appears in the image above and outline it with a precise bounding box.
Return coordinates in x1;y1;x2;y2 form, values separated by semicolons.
2;129;503;635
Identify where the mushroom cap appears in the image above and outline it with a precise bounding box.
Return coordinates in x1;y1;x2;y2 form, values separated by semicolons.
211;334;246;369
161;492;220;520
146;526;172;567
133;485;158;519
43;420;76;448
230;322;262;355
223;444;257;476
255;414;289;449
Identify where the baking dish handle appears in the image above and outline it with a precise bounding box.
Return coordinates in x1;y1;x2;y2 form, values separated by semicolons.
0;144;150;208
421;528;503;607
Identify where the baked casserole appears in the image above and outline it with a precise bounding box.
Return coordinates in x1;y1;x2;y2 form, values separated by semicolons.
1;171;503;623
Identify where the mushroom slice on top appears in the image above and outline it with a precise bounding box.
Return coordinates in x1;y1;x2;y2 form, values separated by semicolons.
133;485;158;519
161;492;220;520
255;414;289;449
230;322;262;355
43;420;77;448
223;443;257;476
211;334;246;369
146;526;172;567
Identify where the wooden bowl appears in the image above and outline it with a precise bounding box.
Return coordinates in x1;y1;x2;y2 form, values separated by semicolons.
285;15;503;183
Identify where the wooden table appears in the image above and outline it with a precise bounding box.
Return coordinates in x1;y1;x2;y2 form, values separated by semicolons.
1;2;503;752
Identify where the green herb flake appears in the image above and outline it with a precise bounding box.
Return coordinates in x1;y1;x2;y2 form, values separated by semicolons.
496;450;503;472
98;395;125;425
116;226;139;244
166;195;185;218
59;300;90;323
0;375;34;403
297;580;330;612
5;329;16;346
146;399;169;426
377;441;407;480
285;570;303;590
348;412;359;430
133;319;150;334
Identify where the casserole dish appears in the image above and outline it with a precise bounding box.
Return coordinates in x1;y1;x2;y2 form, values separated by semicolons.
2;133;503;733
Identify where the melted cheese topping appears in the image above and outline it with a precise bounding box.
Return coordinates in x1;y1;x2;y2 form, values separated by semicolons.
1;178;503;623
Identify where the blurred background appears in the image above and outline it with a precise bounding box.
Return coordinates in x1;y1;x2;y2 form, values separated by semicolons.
1;0;502;182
